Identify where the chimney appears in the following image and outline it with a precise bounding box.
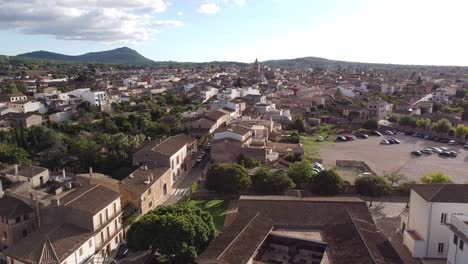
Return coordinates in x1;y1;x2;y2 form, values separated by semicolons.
89;167;93;178
62;169;66;180
14;164;19;182
150;173;154;181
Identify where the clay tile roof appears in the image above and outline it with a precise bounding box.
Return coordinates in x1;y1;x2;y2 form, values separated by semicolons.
60;184;119;215
197;196;403;264
205;109;229;122
150;134;196;156
120;166;171;195
2;223;93;263
0;195;34;219
411;184;468;203
217;125;251;136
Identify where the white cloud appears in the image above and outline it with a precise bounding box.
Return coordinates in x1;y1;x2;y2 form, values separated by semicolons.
0;0;182;44
196;0;248;14
197;3;221;14
177;11;184;16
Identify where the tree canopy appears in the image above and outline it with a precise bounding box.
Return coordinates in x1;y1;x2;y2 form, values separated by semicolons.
206;163;251;193
355;176;390;197
127;202;217;264
251;167;295;194
287;160;314;188
420;172;453;184
309;169;345;196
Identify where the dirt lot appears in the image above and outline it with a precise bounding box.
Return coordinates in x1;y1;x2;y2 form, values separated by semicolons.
320;134;468;183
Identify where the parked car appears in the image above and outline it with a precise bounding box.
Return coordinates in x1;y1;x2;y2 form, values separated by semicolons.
312;168;321;174
389;139;400;144
313;162;325;171
337;135;347;141
384;130;394;135
440;147;449;151
448;140;457;145
440;138;450;143
449;151;457;157
372;131;382;136
417;133;425;138
421;149;433;154
411;151;422;156
357;133;369;139
316;136;324;142
423;135;430;140
116;243;129;259
381;139;390;145
431;147;442;154
464;144;468;149
439;151;451;157
404;131;414;136
345;135;356;141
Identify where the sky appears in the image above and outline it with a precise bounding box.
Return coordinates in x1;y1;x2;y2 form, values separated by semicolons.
1;0;468;65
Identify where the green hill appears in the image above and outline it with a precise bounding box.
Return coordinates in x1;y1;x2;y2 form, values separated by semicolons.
17;47;155;65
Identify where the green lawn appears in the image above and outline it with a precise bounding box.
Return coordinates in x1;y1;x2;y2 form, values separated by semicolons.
301;125;340;159
189;199;229;230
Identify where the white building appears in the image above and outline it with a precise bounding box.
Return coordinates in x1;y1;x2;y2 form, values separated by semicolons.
402;184;468;260
432;86;458;103
68;88;108;106
201;87;219;103
447;215;468;264
336;84;357;97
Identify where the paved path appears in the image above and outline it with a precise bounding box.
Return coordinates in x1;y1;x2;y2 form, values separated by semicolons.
369;202;422;264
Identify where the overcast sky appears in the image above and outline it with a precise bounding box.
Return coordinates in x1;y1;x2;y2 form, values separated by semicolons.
1;0;467;65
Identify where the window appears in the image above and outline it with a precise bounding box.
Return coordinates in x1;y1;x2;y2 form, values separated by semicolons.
148;187;152;195
460;240;464;251
107;226;110;238
454;235;458;245
105;209;109;221
113;203;117;215
89;240;93;248
149;201;153;208
115;236;119;243
3;232;7;240
441;213;447;224
15;217;21;224
99;213;103;226
114;220;118;230
438;243;444;254
79;247;83;256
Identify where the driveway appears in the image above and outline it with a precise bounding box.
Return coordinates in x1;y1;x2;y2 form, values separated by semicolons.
369;202;422;264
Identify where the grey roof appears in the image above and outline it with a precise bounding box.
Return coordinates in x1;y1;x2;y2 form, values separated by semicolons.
0;195;34;219
2;164;48;178
411;184;468;203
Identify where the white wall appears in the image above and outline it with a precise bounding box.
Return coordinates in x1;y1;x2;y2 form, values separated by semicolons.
169;145;188;185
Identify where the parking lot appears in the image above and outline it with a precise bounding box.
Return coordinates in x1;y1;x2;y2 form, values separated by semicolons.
320;133;468;183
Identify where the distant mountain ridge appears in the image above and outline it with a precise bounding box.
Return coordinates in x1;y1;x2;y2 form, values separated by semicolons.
17;47;155;65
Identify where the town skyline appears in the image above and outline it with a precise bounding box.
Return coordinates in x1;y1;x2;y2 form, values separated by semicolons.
2;0;468;66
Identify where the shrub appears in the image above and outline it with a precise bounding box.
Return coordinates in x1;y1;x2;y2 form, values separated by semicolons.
355;176;390;197
287;160;314;188
309;170;345;196
237;154;260;168
252;168;295;194
420;172;453;184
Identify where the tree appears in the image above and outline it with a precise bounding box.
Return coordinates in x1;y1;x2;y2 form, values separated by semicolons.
127;202;217;264
0;143;31;165
287;160;313;188
291;118;308;133
387;115;399;123
398;116;416;128
237;154;260;169
355;176;390;197
455;124;466;138
362;119;378;130
206;163;251;193
432;118;452;133
416;118;431;130
252;168;295;194
383;170;406;186
420;172;453;184
309;170;345;196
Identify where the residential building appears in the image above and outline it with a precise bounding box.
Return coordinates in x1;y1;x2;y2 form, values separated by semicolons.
1;164;49;188
0;195;37;251
432;87;458;103
197;196;403;264
200;87;219;103
402;184;468;259
119;166;172;215
366;98;391;120
10;113;43;128
133;134;197;183
2;182;123;264
68;88;108;106
447;215;468;264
